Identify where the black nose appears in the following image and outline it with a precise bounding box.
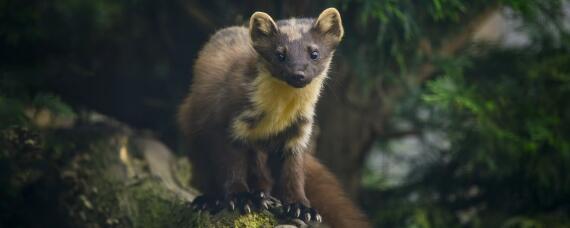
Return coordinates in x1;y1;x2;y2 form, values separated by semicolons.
292;73;305;82
287;72;309;88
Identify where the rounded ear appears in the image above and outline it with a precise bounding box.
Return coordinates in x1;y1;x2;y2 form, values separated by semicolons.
249;11;278;45
313;8;344;44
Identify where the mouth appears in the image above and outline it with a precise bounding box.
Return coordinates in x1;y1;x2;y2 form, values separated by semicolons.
285;78;311;88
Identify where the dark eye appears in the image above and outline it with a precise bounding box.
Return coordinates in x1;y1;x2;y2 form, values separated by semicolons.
276;53;286;62
310;50;319;60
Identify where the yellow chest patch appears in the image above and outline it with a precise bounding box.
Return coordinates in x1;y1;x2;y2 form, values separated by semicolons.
232;70;324;140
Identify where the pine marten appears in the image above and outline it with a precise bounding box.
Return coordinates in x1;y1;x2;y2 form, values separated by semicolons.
178;8;371;227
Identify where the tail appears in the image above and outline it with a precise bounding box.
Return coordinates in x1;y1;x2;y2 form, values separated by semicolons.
304;154;372;228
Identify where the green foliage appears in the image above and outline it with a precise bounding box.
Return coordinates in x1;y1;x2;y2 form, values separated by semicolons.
0;96;28;128
425;48;570;176
365;1;570;227
31;94;75;117
336;0;484;81
0;93;75;129
369;47;570;227
335;0;566;95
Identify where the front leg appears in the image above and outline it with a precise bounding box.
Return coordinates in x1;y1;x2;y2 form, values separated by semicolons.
215;142;257;214
190;137;251;214
247;149;282;210
273;152;322;223
272;119;322;223
248;149;273;195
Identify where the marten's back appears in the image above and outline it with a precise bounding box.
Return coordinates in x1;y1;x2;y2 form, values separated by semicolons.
178;26;258;138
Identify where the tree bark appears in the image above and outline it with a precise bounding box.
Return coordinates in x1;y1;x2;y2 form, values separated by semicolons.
314;60;382;198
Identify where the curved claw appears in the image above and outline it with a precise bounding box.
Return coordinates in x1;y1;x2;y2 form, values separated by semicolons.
250;191;281;211
315;214;323;223
228;200;236;211
226;192;257;214
283;203;322;223
190;194;224;214
243;204;252;214
261;200;269;210
222;191;283;214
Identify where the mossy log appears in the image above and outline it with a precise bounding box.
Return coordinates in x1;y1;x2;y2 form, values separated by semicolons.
0;113;311;227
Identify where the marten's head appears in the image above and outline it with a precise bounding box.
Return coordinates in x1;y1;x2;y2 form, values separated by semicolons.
249;8;344;88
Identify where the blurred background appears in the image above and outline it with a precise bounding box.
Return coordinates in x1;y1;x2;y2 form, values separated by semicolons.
1;0;570;227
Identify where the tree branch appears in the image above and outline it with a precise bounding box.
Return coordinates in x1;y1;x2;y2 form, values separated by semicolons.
417;4;501;83
180;0;218;29
378;129;421;139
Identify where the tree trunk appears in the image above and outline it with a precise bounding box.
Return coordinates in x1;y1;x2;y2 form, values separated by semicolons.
0;113;286;228
314;62;381;199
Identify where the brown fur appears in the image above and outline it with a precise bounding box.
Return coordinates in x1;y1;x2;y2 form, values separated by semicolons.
305;153;372;228
177;8;370;227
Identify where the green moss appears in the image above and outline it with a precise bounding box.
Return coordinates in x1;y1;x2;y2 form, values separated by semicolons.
172;157;193;189
188;211;277;228
119;181;184;228
62;133;277;227
232;212;277;228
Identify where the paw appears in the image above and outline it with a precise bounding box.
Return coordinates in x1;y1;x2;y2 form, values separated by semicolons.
226;191;282;214
251;191;282;211
226;192;255;214
283;203;322;223
190;194;223;214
